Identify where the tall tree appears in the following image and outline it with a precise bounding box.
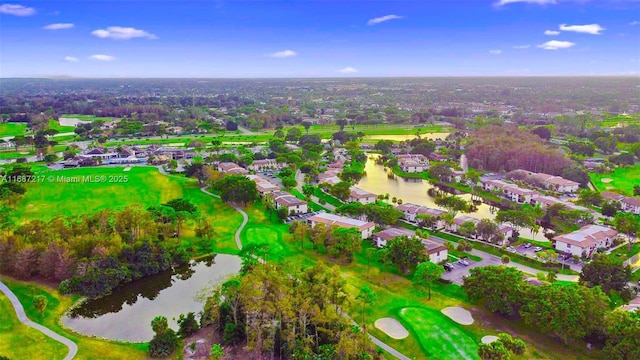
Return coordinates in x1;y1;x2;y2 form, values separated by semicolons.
463;266;526;317
580;254;632;300
614;213;640;252
413;261;445;300
386;236;428;274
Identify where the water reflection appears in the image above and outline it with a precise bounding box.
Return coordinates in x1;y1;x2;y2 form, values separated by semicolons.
357;155;542;241
63;254;241;342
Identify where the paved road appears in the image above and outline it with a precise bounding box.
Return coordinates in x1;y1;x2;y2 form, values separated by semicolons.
200;187;248;250
433;234;580;284
237;125;257;136
0;281;78;360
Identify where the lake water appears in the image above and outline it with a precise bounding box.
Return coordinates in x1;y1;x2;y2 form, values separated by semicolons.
62;254;241;342
357;155;543;241
362;133;450;142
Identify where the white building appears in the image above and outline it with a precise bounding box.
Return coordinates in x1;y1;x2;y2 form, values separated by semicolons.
395;203;447;228
269;191;308;215
349;186;377;204
621;197;640;215
307;213;375;240
372;227;414;248
553;225;619;258
397;158;424;173
246;175;281;197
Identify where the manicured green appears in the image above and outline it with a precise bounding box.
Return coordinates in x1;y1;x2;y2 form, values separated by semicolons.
1;277;148;360
590;165;640;196
0;151;33;159
398;307;479;360
48;119;75;133
14;166;185;221
0;122;27;137
0;293;68;360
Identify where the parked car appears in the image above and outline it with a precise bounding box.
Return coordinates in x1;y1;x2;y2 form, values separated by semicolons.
523;243;532;249
460;259;470;266
534;246;543;252
443;263;455;271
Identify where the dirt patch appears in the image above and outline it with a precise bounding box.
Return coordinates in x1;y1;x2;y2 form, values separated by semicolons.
482;335;499;344
374;317;409;339
441;306;474;325
183;325;253;360
601;178;613;183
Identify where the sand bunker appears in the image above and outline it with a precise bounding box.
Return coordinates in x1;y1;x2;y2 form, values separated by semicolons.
374;318;409;339
441;307;474;325
601;178;613;183
482;335;499;344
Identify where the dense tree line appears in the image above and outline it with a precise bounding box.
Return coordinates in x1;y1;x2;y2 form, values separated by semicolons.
0;204;198;297
467;125;573;175
201;262;380;359
463;265;639;358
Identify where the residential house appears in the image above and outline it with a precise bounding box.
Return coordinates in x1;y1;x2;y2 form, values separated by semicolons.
447;215;480;233
498;224;514;243
422;239;448;263
525;171;580;193
246;175;281;197
349;186;377;204
482;179;539;204
307;213;376;239
269;191;308;215
395;203;446;228
372;227;415;248
318;169;342;186
397;158;424;173
621;197;640;215
601;191;625;202
217;162;249;175
553;225;619;258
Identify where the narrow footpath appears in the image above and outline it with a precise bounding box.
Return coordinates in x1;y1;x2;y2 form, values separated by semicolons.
0;281;78;360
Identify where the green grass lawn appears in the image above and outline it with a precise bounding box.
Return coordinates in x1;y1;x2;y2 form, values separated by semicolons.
290;188;328;212
590;165;640;196
13;165;244;256
14;166;185;221
312;187;344;207
0;277;148;360
0;151;33;159
48;119;75;133
0;122;27;137
0;292;69;360
398;307;479;360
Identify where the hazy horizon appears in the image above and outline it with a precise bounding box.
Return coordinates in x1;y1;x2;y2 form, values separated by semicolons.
1;0;638;78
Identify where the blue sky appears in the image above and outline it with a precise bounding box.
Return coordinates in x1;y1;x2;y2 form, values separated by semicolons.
0;0;638;77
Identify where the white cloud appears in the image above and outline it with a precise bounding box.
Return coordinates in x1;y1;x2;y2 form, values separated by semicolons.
544;30;560;36
338;67;358;74
367;15;403;25
269;50;297;58
88;54;116;61
495;0;556;7
489;50;503;55
64;56;79;62
0;4;36;16
559;23;605;35
537;40;575;50
513;44;531;49
44;23;74;30
91;26;157;40
630;21;639;26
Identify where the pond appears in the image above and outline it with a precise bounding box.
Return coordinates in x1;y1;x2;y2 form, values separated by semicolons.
357;155;543;241
62;254;241;342
362;133;450;142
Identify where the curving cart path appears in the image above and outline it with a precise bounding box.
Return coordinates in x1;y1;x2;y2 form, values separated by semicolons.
200;186;410;359
0;281;78;360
